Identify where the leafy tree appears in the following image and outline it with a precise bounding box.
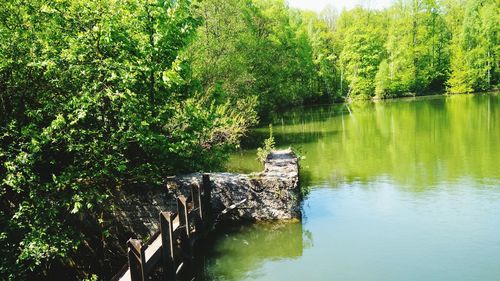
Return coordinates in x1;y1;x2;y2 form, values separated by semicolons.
187;0;258;127
300;11;342;102
247;0;316;113
188;0;329;116
375;0;451;98
337;8;387;99
447;0;499;93
0;0;245;278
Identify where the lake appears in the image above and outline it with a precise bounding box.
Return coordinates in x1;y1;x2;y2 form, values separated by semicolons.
200;94;500;281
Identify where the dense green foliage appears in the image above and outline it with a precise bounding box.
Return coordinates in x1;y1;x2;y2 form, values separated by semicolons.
0;0;249;279
188;0;498;105
336;0;498;99
187;0;343;116
337;8;387;99
446;0;498;93
375;1;450;97
0;0;497;278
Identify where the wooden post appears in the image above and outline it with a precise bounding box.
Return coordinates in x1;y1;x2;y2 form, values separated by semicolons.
177;195;193;277
160;212;176;281
192;185;202;219
177;195;190;239
202;174;212;226
191;185;204;233
127;246;140;281
127;239;146;281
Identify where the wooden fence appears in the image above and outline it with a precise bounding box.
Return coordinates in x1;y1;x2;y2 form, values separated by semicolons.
112;174;212;281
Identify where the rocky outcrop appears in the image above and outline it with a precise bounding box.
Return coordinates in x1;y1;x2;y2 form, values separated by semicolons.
110;149;300;238
171;148;301;223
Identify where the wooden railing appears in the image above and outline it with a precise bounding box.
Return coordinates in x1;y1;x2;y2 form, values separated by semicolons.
112;174;212;281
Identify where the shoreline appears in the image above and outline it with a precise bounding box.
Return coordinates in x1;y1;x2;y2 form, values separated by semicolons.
259;90;499;124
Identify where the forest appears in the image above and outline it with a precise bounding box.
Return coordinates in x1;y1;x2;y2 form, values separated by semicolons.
0;0;498;279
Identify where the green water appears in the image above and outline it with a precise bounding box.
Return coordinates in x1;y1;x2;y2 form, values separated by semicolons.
202;94;500;281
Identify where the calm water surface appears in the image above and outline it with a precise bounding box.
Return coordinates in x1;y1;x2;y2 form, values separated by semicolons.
202;94;500;281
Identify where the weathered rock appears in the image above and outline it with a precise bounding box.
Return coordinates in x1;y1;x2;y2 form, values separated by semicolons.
170;149;300;223
110;149;300;238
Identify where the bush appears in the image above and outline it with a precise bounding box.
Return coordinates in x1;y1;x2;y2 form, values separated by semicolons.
257;124;276;163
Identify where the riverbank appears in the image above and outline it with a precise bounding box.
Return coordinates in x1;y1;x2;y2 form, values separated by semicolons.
371;88;499;101
260;90;499;125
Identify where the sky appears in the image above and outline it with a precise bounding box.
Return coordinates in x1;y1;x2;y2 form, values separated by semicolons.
287;0;395;13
